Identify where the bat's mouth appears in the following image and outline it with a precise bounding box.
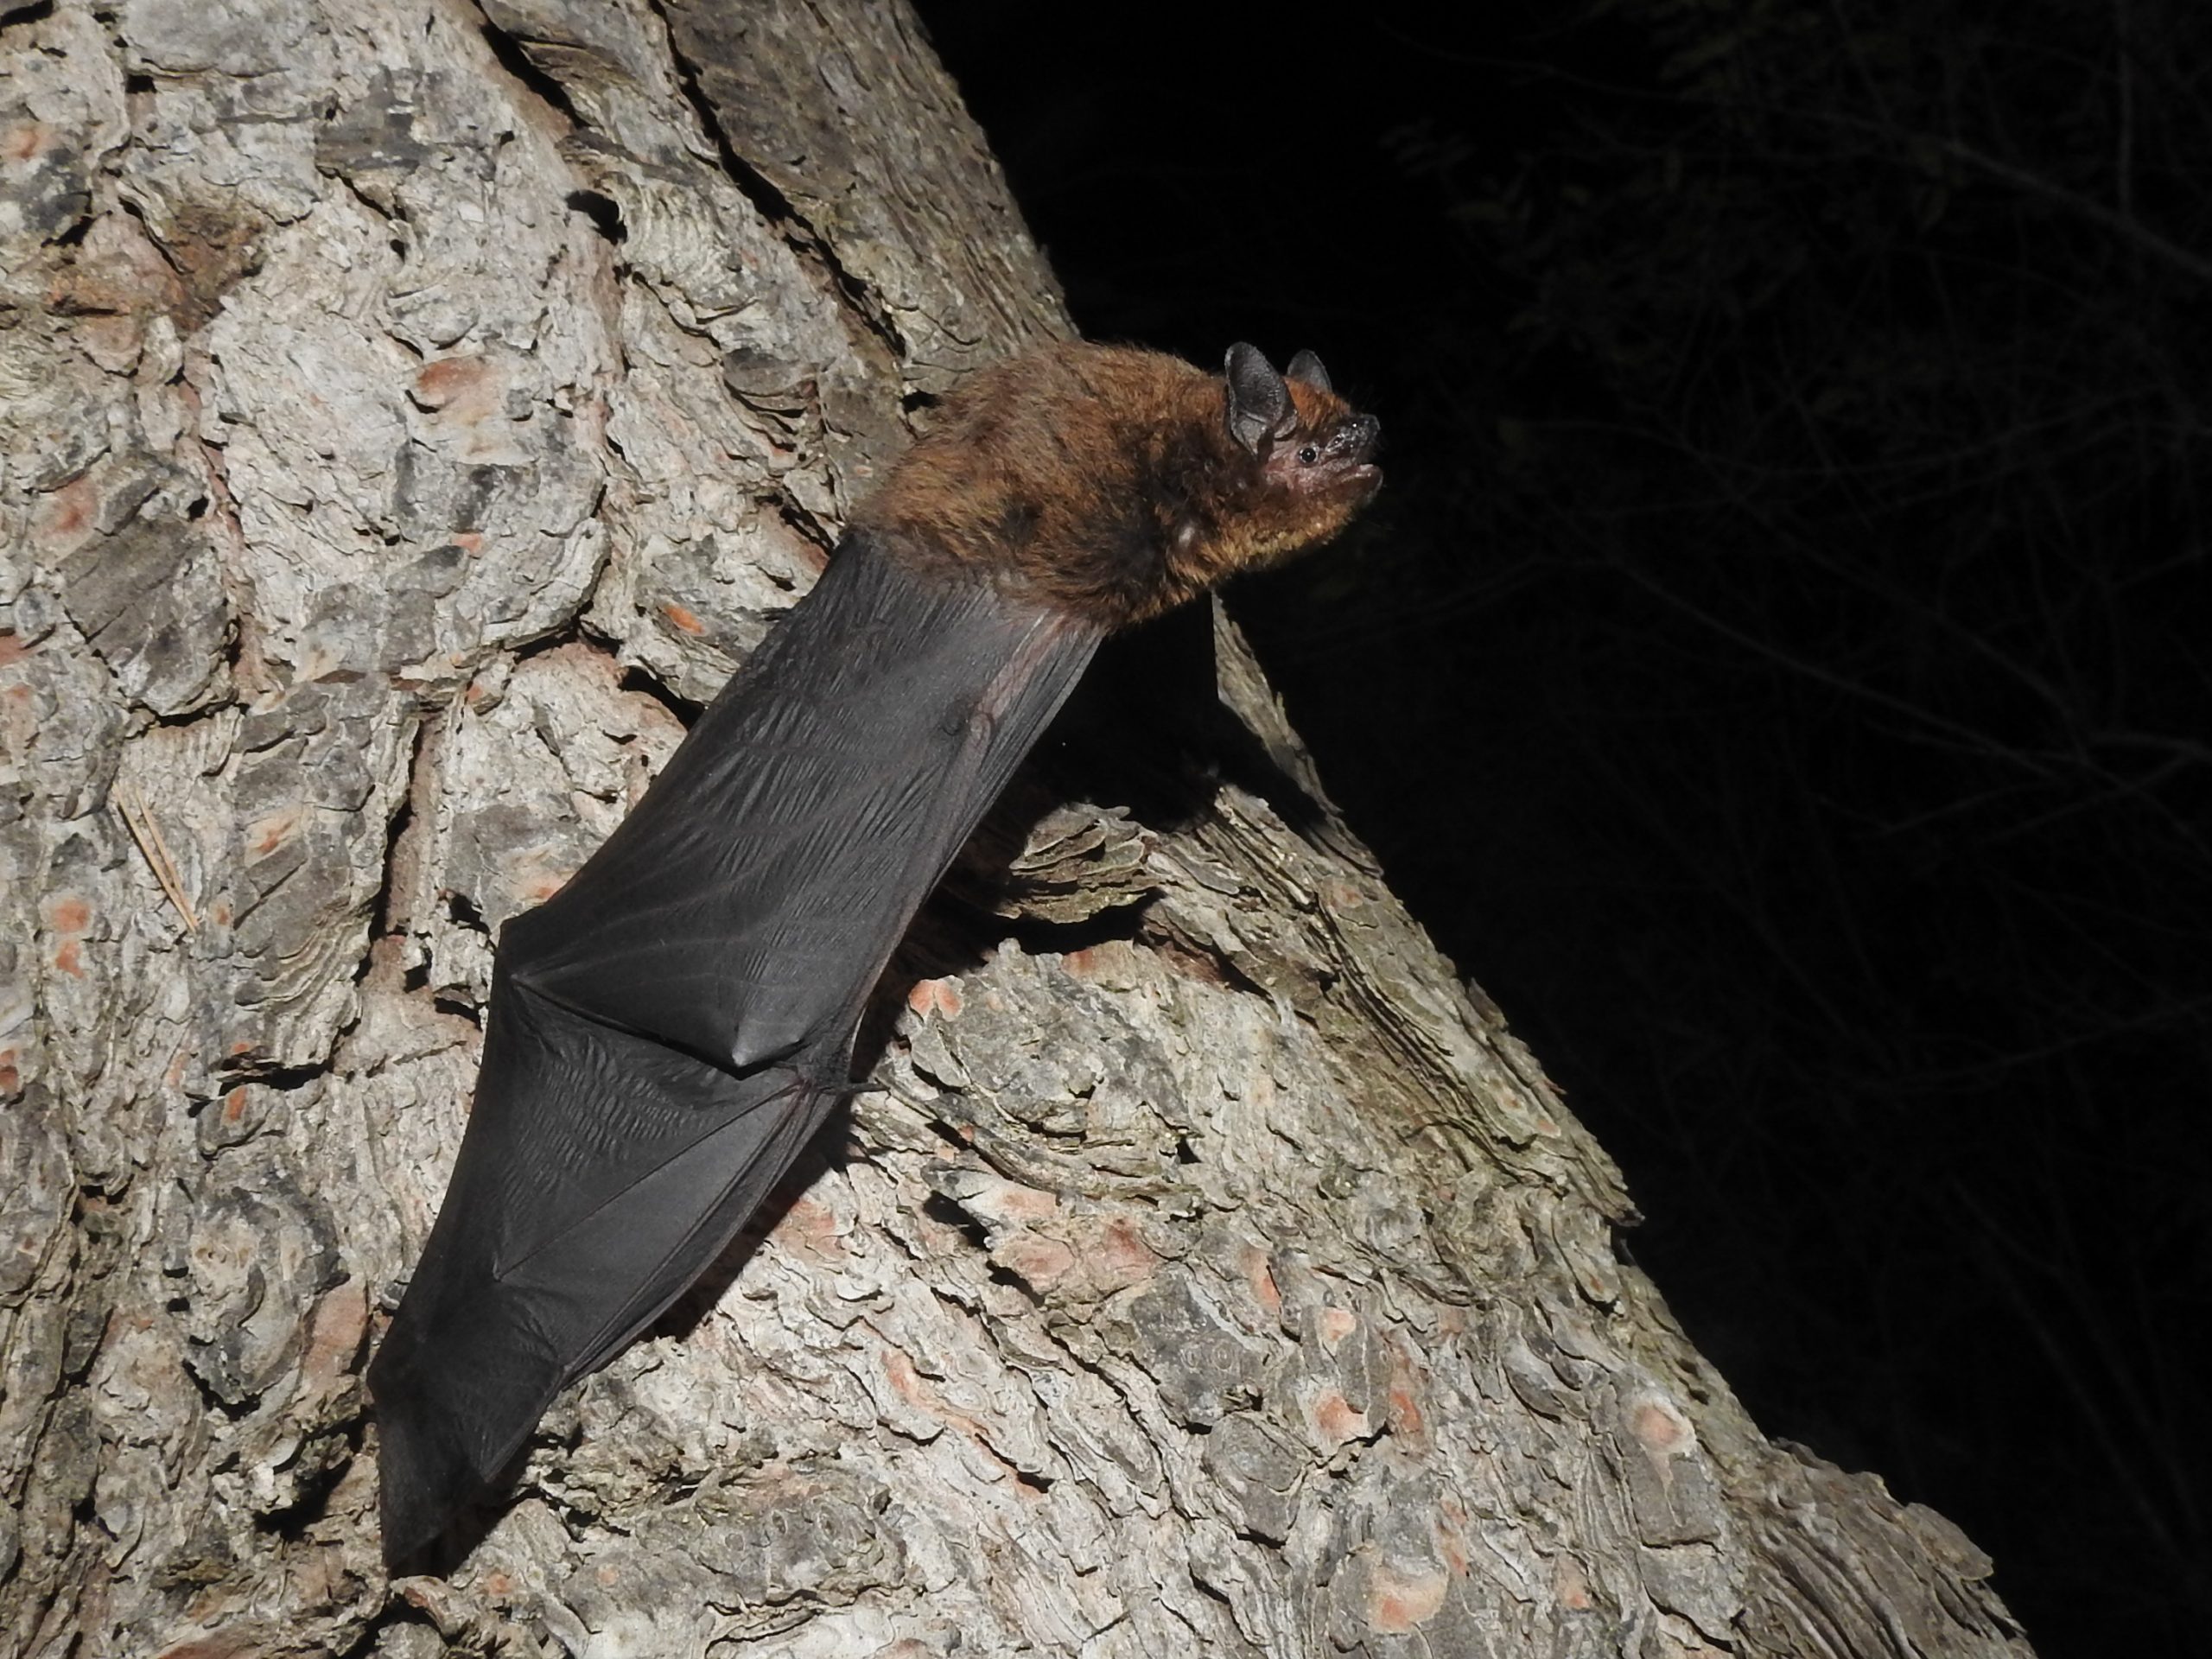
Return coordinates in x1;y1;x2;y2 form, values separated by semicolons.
1323;456;1382;503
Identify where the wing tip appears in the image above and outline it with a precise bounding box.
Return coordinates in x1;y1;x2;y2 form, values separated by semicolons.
368;1332;508;1573
372;1395;485;1573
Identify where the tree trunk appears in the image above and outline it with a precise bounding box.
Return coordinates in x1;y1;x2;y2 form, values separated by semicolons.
0;2;2032;1655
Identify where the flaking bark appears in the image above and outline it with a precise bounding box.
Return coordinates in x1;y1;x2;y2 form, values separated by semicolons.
0;1;2032;1655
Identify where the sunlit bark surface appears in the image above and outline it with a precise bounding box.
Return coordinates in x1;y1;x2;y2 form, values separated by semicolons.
0;2;2030;1654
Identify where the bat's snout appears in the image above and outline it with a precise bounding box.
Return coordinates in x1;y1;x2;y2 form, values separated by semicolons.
1334;413;1382;464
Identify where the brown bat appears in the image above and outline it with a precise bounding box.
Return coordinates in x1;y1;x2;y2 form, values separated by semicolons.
367;340;1382;1567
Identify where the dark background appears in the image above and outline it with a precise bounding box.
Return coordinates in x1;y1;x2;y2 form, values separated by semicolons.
912;4;2211;1655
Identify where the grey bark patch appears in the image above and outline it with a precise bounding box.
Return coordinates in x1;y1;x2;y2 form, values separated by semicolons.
1202;1409;1306;1543
314;69;437;188
174;1146;342;1405
54;500;231;715
1123;1268;1274;1429
0;1096;70;1303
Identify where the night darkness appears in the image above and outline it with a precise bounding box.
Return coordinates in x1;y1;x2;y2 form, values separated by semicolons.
912;5;2211;1656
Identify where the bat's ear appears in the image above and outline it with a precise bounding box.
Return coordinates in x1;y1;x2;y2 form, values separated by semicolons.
1225;342;1297;455
1285;348;1332;395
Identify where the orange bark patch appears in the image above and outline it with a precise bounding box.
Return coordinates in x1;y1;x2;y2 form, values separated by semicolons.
955;1173;1059;1226
412;354;494;409
1437;1495;1471;1575
49;212;193;325
772;1196;849;1263
1095;1217;1160;1284
302;1281;368;1385
1630;1396;1692;1455
411;357;528;462
1306;1386;1370;1446
80;312;143;372
3;121;48;164
987;1183;1058;1223
906;978;963;1018
1388;1380;1427;1442
1243;1246;1281;1316
0;632;29;668
245;806;302;859
1385;1337;1429;1443
512;858;570;911
48;897;91;933
881;1347;924;1401
0;1049;18;1095
1321;880;1365;912
221;1089;249;1125
53;941;81;976
1316;1306;1357;1351
659;602;704;634
992;1231;1075;1291
1553;1552;1596;1611
880;1347;979;1433
1366;1560;1447;1633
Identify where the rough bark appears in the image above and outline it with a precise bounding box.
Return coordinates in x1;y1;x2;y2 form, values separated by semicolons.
0;2;2032;1656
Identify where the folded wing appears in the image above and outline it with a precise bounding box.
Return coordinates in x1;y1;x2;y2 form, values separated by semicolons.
369;535;1101;1563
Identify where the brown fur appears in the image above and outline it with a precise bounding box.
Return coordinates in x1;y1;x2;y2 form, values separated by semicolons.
852;341;1381;629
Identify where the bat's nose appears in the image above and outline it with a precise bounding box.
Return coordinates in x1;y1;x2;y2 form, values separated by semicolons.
1334;415;1381;462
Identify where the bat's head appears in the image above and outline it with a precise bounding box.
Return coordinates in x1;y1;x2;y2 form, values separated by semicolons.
1163;343;1382;598
1228;344;1383;505
850;339;1381;629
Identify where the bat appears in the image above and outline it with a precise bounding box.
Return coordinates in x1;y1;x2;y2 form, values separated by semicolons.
367;340;1382;1567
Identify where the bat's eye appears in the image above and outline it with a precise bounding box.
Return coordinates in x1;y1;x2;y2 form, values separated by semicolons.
1297;445;1318;465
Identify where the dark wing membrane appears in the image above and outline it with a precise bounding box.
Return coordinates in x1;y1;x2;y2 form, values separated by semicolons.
487;537;1099;1274
506;533;1094;1071
370;535;1101;1561
369;977;825;1562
